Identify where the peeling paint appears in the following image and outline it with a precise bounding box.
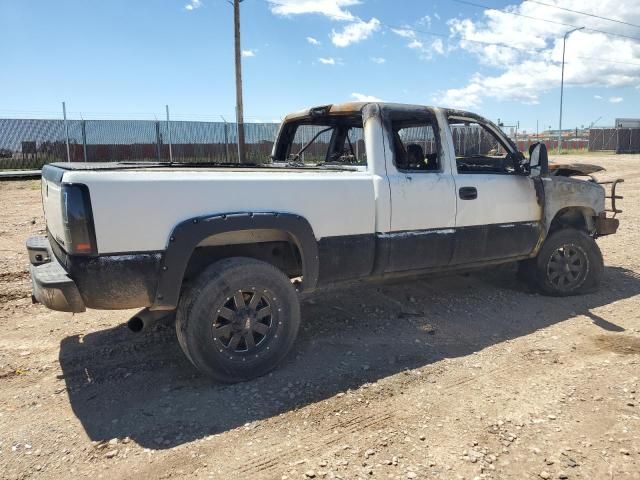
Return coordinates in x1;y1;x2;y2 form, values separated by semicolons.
378;228;455;239
542;176;605;235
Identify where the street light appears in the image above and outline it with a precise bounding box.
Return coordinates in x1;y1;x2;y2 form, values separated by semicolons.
557;26;584;154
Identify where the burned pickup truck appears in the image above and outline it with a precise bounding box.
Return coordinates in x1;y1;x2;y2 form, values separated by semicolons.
27;102;621;382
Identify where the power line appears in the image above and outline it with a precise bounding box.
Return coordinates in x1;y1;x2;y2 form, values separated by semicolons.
387;24;545;54
265;0;546;54
524;0;640;30
406;26;640;67
265;0;640;66
453;0;574;27
573;56;640;67
450;0;640;43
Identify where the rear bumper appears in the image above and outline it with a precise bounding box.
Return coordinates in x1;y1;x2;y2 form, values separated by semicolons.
27;236;86;313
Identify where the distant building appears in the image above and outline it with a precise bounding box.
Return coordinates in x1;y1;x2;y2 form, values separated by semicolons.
615;118;640;128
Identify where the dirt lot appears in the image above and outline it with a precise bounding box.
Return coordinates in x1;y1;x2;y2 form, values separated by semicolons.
1;155;639;480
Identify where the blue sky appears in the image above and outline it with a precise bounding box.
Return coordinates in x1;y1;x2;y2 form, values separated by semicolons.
1;0;639;132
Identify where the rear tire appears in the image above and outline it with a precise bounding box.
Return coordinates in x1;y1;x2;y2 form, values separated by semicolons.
176;257;300;383
530;228;603;296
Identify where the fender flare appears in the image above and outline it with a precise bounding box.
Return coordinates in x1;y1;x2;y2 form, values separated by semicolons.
546;206;598;233
150;212;319;311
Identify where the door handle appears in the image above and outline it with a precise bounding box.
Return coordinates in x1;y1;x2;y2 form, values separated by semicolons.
459;186;477;200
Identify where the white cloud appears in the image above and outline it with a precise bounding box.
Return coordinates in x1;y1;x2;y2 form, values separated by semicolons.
370;56;386;64
351;92;383;102
439;60;564;109
431;38;444;55
391;27;414;39
609;96;624;103
269;0;380;48
318;57;336;65
418;15;431;29
594;95;603;100
331;18;380;47
439;0;640;109
268;0;359;21
184;0;202;11
391;26;446;60
241;49;256;57
306;36;321;45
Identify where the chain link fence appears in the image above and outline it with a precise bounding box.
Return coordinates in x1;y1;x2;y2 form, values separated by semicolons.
3;117;618;172
0;119;282;170
589;128;640;153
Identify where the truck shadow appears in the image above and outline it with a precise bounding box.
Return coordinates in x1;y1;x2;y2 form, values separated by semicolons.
58;265;640;449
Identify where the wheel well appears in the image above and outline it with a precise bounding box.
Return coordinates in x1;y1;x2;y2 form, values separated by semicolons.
153;212;319;310
548;207;595;234
182;229;303;284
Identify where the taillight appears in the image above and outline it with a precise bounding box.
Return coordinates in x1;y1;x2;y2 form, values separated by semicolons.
61;184;97;255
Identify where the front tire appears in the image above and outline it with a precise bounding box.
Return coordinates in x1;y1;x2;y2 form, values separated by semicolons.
531;228;603;296
176;257;300;383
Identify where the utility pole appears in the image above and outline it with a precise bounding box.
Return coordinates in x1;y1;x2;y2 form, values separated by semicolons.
233;0;246;163
557;26;584;154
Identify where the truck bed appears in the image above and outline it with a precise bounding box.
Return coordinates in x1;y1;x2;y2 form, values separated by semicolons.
41;163;377;255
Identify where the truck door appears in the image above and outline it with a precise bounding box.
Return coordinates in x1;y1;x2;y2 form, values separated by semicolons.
384;112;457;272
447;116;542;265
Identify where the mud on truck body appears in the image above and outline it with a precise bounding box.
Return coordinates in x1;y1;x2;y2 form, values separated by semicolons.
27;102;622;382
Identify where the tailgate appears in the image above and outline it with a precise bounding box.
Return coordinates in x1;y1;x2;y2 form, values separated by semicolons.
41;166;67;248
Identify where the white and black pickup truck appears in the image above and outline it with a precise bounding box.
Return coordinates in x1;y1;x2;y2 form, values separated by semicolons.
27;102;622;382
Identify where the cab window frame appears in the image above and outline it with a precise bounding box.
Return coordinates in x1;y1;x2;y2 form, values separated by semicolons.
386;109;443;174
448;115;519;176
273;113;366;165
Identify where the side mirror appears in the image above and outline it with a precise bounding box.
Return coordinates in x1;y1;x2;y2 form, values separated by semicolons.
528;142;549;177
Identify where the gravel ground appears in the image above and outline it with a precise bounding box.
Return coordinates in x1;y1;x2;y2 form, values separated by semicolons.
1;154;639;480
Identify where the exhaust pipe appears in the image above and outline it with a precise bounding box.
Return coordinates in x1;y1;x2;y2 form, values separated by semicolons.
127;308;173;333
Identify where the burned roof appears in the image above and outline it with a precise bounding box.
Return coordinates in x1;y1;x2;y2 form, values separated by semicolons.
282;102;482;123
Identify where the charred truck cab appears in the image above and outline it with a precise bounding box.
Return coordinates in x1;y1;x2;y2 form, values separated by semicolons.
27;102;621;382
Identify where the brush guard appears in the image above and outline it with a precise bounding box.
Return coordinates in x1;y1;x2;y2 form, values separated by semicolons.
595;178;623;236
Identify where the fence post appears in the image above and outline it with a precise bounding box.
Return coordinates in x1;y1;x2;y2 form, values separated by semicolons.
221;116;229;163
81;120;88;162
166;105;173;163
155;121;162;162
62;101;71;162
